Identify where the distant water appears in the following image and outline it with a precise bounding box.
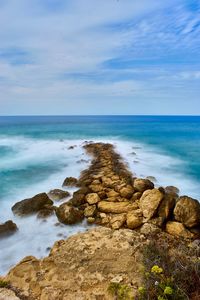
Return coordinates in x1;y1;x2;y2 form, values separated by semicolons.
0;115;200;274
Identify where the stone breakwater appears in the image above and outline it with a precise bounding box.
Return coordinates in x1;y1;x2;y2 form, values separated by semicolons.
0;142;200;299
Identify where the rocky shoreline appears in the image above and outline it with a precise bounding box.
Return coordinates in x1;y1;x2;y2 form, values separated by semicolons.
0;142;200;299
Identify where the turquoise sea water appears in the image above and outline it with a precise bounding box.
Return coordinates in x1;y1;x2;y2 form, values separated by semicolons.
0;115;200;274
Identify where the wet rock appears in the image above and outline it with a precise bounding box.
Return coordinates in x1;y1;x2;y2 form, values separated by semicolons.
119;186;134;199
37;207;55;219
110;214;126;229
146;176;157;182
98;201;138;214
174;196;200;228
84;205;97;217
48;189;70;201
56;203;83;225
133;178;154;193
86;193;100;205
139;189;164;219
126;212;143;229
12;193;53;216
165;221;194;239
62;177;78;187
165;186;179;195
0;220;18;237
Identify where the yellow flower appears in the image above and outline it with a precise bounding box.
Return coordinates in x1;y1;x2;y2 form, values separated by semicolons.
151;265;163;274
164;286;173;295
138;286;145;294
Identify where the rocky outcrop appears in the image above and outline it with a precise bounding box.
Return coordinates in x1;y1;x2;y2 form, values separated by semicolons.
0;221;18;237
133;178;154;192
62;177;78;187
55;203;83;224
174;196;200;228
48;189;70;201
12;193;53;216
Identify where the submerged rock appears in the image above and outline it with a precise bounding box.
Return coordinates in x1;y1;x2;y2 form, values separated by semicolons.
62;177;78;187
48;189;70;201
0;220;18;237
56;203;84;224
174;196;200;228
12;193;53;216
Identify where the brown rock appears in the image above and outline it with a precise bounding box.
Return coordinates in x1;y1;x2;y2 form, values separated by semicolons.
48;189;70;201
146;176;157;182
62;177;78;187
106;190;119;198
110;214;126;229
0;220;18;237
139;189;164;219
119;186;134;199
165;186;179;194
12;193;53;216
56;203;83;224
37;207;55;219
131;192;142;201
140;223;161;235
84;205;97;217
98;201;138;214
126;212;143;229
174;196;200;228
86;193;100;205
87;217;95;224
166;221;194;239
147;217;165;228
158;193;176;219
89;184;103;193
133;178;154;192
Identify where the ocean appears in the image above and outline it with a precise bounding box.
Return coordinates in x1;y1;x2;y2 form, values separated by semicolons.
0;115;200;274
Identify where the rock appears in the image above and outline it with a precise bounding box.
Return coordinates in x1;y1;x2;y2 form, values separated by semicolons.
106;190;119;198
174;196;200;228
0;288;20;300
165;221;194;239
158;193;176;219
119;186;134;199
126;212;143;229
62;177;78;187
48;189;70;201
87;217;95;224
0;220;18;237
98;201;138;214
84;205;97;217
89;184;103;193
133;178;154;193
86;193;100;205
139;189;164;219
12;193;53;216
165;186;179;194
131;192;142;201
37;207;55;219
148;217;165;228
110;214;126;229
146;176;157;182
56;203;83;224
140;223;161;235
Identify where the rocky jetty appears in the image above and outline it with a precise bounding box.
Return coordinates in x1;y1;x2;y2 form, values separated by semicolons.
1;142;200;299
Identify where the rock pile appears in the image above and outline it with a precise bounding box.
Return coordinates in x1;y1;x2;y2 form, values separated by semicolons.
55;142;200;240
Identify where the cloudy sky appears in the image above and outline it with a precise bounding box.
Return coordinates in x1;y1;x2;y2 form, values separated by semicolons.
0;0;200;115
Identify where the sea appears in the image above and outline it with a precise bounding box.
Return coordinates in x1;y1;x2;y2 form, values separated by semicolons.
0;115;200;274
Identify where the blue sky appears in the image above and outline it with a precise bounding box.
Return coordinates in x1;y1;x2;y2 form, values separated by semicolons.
0;0;200;115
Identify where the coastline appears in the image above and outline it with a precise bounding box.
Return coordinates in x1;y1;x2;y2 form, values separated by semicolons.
0;142;200;299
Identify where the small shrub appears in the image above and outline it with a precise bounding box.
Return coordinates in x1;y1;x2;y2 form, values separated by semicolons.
0;280;9;288
108;282;134;300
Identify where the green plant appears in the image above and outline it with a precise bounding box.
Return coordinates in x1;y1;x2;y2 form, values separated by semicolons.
108;282;134;300
0;280;9;288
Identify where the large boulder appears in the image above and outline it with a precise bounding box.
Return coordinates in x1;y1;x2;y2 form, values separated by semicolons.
174;196;200;228
165;221;194;239
0;288;20;300
98;201;138;214
158;193;176;219
48;189;70;201
12;193;53;216
133;178;154;193
62;177;78;187
126;212;143;229
0;220;18;237
56;203;83;225
119;186;134;199
139;189;164;219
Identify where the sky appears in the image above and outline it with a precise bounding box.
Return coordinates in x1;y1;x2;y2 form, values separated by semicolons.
0;0;200;115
